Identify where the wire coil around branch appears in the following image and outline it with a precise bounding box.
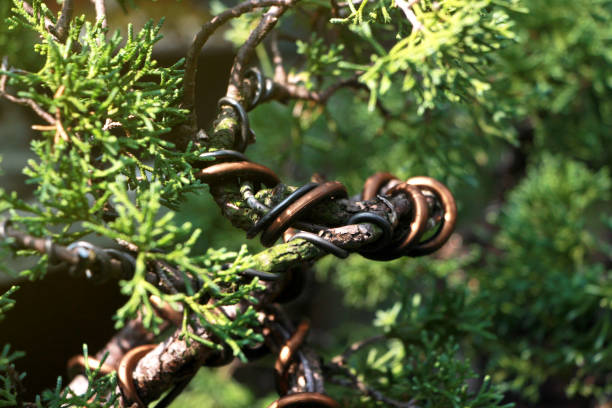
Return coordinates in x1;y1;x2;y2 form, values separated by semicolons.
359;172;457;260
0;219;134;281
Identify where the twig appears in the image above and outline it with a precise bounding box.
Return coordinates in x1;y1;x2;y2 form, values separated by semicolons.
326;362;419;408
395;0;422;32
90;0;107;28
183;0;295;114
326;334;419;408
0;57;56;125
330;0;340;17
20;1;57;38
226;2;299;100
54;0;74;42
270;32;287;83
334;334;387;364
271;76;361;103
269;76;391;117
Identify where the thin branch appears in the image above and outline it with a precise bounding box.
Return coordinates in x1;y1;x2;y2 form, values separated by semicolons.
54;0;74;42
326;334;419;407
270;32;287;83
395;0;423;32
183;0;295;114
330;0;340;17
334;334;387;364
90;0;107;28
20;1;82;51
20;1;57;37
269;76;391;117
226;0;300;100
326;362;419;408
271;76;361;103
0;57;56;125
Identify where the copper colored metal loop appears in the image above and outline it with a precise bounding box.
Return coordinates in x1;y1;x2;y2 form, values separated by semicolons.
247;182;319;239
198;149;250;166
261;181;348;247
67;355;114;380
275;320;310;395
196;161;280;188
386;183;430;253
355;183;429;261
118;344;157;408
267;393;341;408
404;176;457;256
362;172;399;200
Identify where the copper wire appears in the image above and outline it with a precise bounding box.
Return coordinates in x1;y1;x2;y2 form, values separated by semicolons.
274;320;311;395
117;344;157;408
404;176;457;256
267;392;341;408
260;181;348;247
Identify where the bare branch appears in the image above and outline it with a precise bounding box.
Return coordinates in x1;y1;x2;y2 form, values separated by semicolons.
327;362;419;408
20;1;59;40
90;0;107;28
54;0;74;42
226;1;300;100
268;76;391;117
395;0;423;32
334;334;387;364
183;0;296;115
330;0;340;17
270;32;287;83
1;57;56;125
324;335;419;407
270;76;361;103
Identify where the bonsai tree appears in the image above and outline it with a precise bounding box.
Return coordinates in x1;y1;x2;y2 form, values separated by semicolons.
0;0;610;407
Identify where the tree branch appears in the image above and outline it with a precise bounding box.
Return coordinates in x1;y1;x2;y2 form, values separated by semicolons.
270;76;362;103
268;76;391;117
226;1;299;100
90;0;107;28
20;1;57;39
270;32;287;83
54;0;74;42
183;0;296;115
326;362;419;408
0;57;56;125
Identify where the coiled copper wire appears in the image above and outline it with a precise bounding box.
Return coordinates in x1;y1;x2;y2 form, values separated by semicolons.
117;344;157;408
267;392;341;408
362;172;399;201
360;173;457;259
274;320;311;395
261;181;348;247
404;176;457;256
196;161;280;187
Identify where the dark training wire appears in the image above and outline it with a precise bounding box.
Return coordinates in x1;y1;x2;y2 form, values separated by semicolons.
0;67;458;408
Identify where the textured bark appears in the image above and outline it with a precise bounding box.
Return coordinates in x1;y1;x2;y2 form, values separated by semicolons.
130;325;223;403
